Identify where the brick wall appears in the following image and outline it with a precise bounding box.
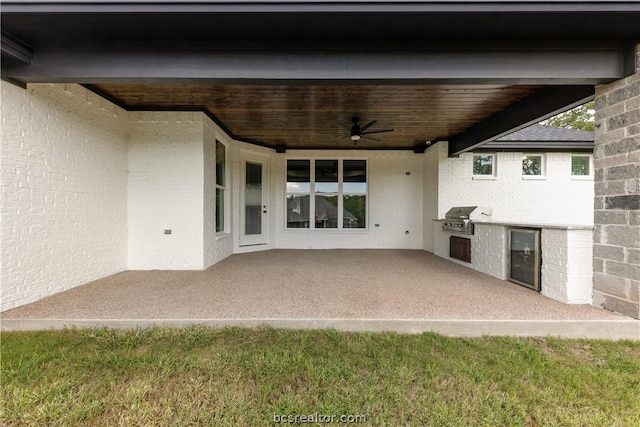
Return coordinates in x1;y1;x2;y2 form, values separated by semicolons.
433;224;507;280
592;45;640;318
203;120;217;268
541;229;593;304
435;223;593;304
438;146;595;224
422;143;440;253
1;83;128;311
127;112;205;270
203;117;234;268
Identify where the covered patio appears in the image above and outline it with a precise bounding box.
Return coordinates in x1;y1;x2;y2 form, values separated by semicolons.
2;1;639;325
2;250;637;339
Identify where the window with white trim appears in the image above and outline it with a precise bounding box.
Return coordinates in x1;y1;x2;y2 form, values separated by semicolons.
571;154;593;179
286;159;367;230
215;140;227;233
472;154;496;177
522;154;545;178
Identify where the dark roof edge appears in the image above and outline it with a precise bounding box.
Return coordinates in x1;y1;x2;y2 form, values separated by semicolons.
3;1;640;14
496;124;594;143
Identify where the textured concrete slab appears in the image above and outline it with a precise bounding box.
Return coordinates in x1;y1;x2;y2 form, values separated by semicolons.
2;250;637;339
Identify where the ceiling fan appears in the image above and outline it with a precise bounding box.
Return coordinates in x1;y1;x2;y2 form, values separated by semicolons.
339;116;394;143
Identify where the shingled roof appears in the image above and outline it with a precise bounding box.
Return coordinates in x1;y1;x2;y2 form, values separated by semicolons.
480;124;594;151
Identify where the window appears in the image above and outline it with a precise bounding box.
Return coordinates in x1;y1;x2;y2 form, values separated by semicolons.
571;154;593;178
343;160;367;229
315;160;339;228
215;141;226;233
286;160;311;229
286;159;367;230
472;154;496;177
522;154;545;178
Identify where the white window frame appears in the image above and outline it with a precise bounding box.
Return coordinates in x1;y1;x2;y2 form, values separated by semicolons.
215;140;229;235
570;153;594;180
471;153;497;179
285;158;368;231
522;153;546;180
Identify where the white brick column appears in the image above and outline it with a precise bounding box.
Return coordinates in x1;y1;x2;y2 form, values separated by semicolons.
592;44;640;319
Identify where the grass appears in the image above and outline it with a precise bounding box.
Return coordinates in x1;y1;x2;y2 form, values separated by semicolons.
1;326;639;426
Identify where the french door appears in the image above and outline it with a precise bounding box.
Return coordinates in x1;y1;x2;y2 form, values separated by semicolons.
239;156;269;246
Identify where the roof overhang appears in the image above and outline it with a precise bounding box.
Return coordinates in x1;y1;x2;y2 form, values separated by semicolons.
1;1;639;153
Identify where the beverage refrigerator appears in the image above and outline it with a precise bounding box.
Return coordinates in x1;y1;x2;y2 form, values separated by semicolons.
508;228;541;291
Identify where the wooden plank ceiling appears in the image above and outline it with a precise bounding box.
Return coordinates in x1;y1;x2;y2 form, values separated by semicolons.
89;83;543;150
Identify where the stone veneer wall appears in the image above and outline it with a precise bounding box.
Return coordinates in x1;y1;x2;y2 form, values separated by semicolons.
592;44;640;319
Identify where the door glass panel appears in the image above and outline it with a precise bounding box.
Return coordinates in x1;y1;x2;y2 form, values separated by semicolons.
245;162;262;235
510;230;538;287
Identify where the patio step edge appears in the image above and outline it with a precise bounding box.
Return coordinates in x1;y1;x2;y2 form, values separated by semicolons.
2;318;639;340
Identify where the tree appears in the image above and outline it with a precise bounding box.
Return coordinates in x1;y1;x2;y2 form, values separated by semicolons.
540;100;595;131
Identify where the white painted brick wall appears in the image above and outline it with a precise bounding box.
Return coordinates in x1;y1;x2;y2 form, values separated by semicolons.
472;224;509;279
435;222;593;304
1;83;128;311
433;224;507;279
438;148;594;224
127;112;205;270
271;150;424;249
542;229;593;304
203;117;234;267
203;121;217;268
422;145;440;252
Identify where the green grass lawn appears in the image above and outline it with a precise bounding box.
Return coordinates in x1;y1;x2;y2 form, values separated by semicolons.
1;327;639;426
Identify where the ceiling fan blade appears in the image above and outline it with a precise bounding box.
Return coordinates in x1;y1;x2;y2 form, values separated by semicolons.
363;128;394;135
361;134;381;142
338;122;351;130
359;120;377;132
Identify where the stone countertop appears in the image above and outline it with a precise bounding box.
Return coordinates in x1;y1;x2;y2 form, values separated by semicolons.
432;218;593;230
469;220;593;230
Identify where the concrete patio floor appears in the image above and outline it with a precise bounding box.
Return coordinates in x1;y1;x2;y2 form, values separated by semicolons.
2;250;638;339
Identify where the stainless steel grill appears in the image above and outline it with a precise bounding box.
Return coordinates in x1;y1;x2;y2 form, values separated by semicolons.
442;206;492;235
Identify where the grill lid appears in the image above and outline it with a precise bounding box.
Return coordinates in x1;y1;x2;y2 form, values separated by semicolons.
444;206;492;220
445;206;478;220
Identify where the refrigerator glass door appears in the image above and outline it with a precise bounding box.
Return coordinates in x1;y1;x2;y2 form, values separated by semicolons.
509;229;541;291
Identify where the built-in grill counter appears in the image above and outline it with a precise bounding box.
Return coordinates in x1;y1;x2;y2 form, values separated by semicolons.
433;218;594;305
441;206;493;235
440;206;492;263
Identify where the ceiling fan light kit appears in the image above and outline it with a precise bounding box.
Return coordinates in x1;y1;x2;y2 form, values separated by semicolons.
341;116;394;144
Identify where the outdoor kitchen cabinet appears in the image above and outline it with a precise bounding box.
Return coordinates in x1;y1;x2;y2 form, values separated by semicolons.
508;228;541;291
